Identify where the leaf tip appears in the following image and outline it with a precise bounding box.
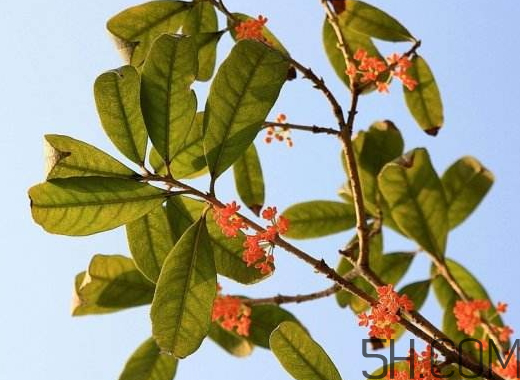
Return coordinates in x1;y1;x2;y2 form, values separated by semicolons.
425;126;441;136
249;204;263;217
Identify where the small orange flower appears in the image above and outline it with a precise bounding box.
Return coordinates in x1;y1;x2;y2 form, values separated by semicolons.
235;15;268;42
213;201;247;237
359;285;415;340
212;287;252;337
494;352;520;380
497;302;508;313
453;299;491;335
349;48;418;93
265;113;293;147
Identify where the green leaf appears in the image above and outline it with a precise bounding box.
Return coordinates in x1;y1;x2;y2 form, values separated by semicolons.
94;65;148;164
126;206;174;283
378;148;448;256
72;255;155;316
350;121;404;213
404;55;444;136
342;0;415;42
270;321;343;380
203;40;289;179
323;16;383;91
141;34;198;164
208;323;254;358
119;337;178;380
44;135;136;180
233;144;265;216
442;156;494;229
166;196;268;284
281;201;356;239
229;13;288;55
149;112;208;179
151;218;216;358
183;1;219;82
107;1;192;66
29;177;167;236
248;305;299;349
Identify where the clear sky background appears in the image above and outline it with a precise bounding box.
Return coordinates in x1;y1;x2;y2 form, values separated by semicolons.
2;1;520;379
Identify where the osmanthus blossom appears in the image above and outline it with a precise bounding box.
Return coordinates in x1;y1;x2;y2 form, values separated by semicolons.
358;284;414;339
453;299;513;346
346;48;418;93
212;284;251;337
213;203;289;275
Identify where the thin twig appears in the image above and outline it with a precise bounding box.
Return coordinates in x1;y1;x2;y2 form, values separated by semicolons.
264;121;340;136
245;284;341;306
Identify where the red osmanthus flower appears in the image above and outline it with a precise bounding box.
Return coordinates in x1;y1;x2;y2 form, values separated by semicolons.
358;284;414;339
235;15;268;42
213;203;290;275
345;48;418;93
494;352;520;380
389;345;442;380
212;285;251;337
265;113;293;147
453;299;514;350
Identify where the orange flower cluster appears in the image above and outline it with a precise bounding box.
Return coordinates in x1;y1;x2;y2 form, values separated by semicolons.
235;15;268;42
493;352;520;380
358;284;414;339
212;285;251;336
346;49;418;93
213;203;289;275
265;113;293;147
243;207;289;275
453;299;513;347
390;346;442;380
213;201;247;237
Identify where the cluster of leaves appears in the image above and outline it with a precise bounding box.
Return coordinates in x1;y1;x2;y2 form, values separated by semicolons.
28;1;506;379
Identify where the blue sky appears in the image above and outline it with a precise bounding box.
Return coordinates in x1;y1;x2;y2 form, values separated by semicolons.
2;0;520;379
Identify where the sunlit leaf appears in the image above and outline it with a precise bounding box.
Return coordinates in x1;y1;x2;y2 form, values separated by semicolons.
404;55;444;136
378;148;448;256
270;321;343;380
281;200;356;239
442;156;494;229
183;1;220;81
119;337;178;380
166;197;268;284
208;323;254;358
126;206;174;283
248;304;299;349
107;1;192;66
149;112;208;179
233;144;265;216
203;40;289;179
44;135;136;180
151;218;216;358
349;121;404;213
141;34;198;164
29;177;167;236
94;65;148;164
72;255;155;316
342;0;415;42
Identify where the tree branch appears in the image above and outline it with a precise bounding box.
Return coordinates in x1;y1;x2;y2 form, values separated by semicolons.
245;284;341;306
264;121;340;136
